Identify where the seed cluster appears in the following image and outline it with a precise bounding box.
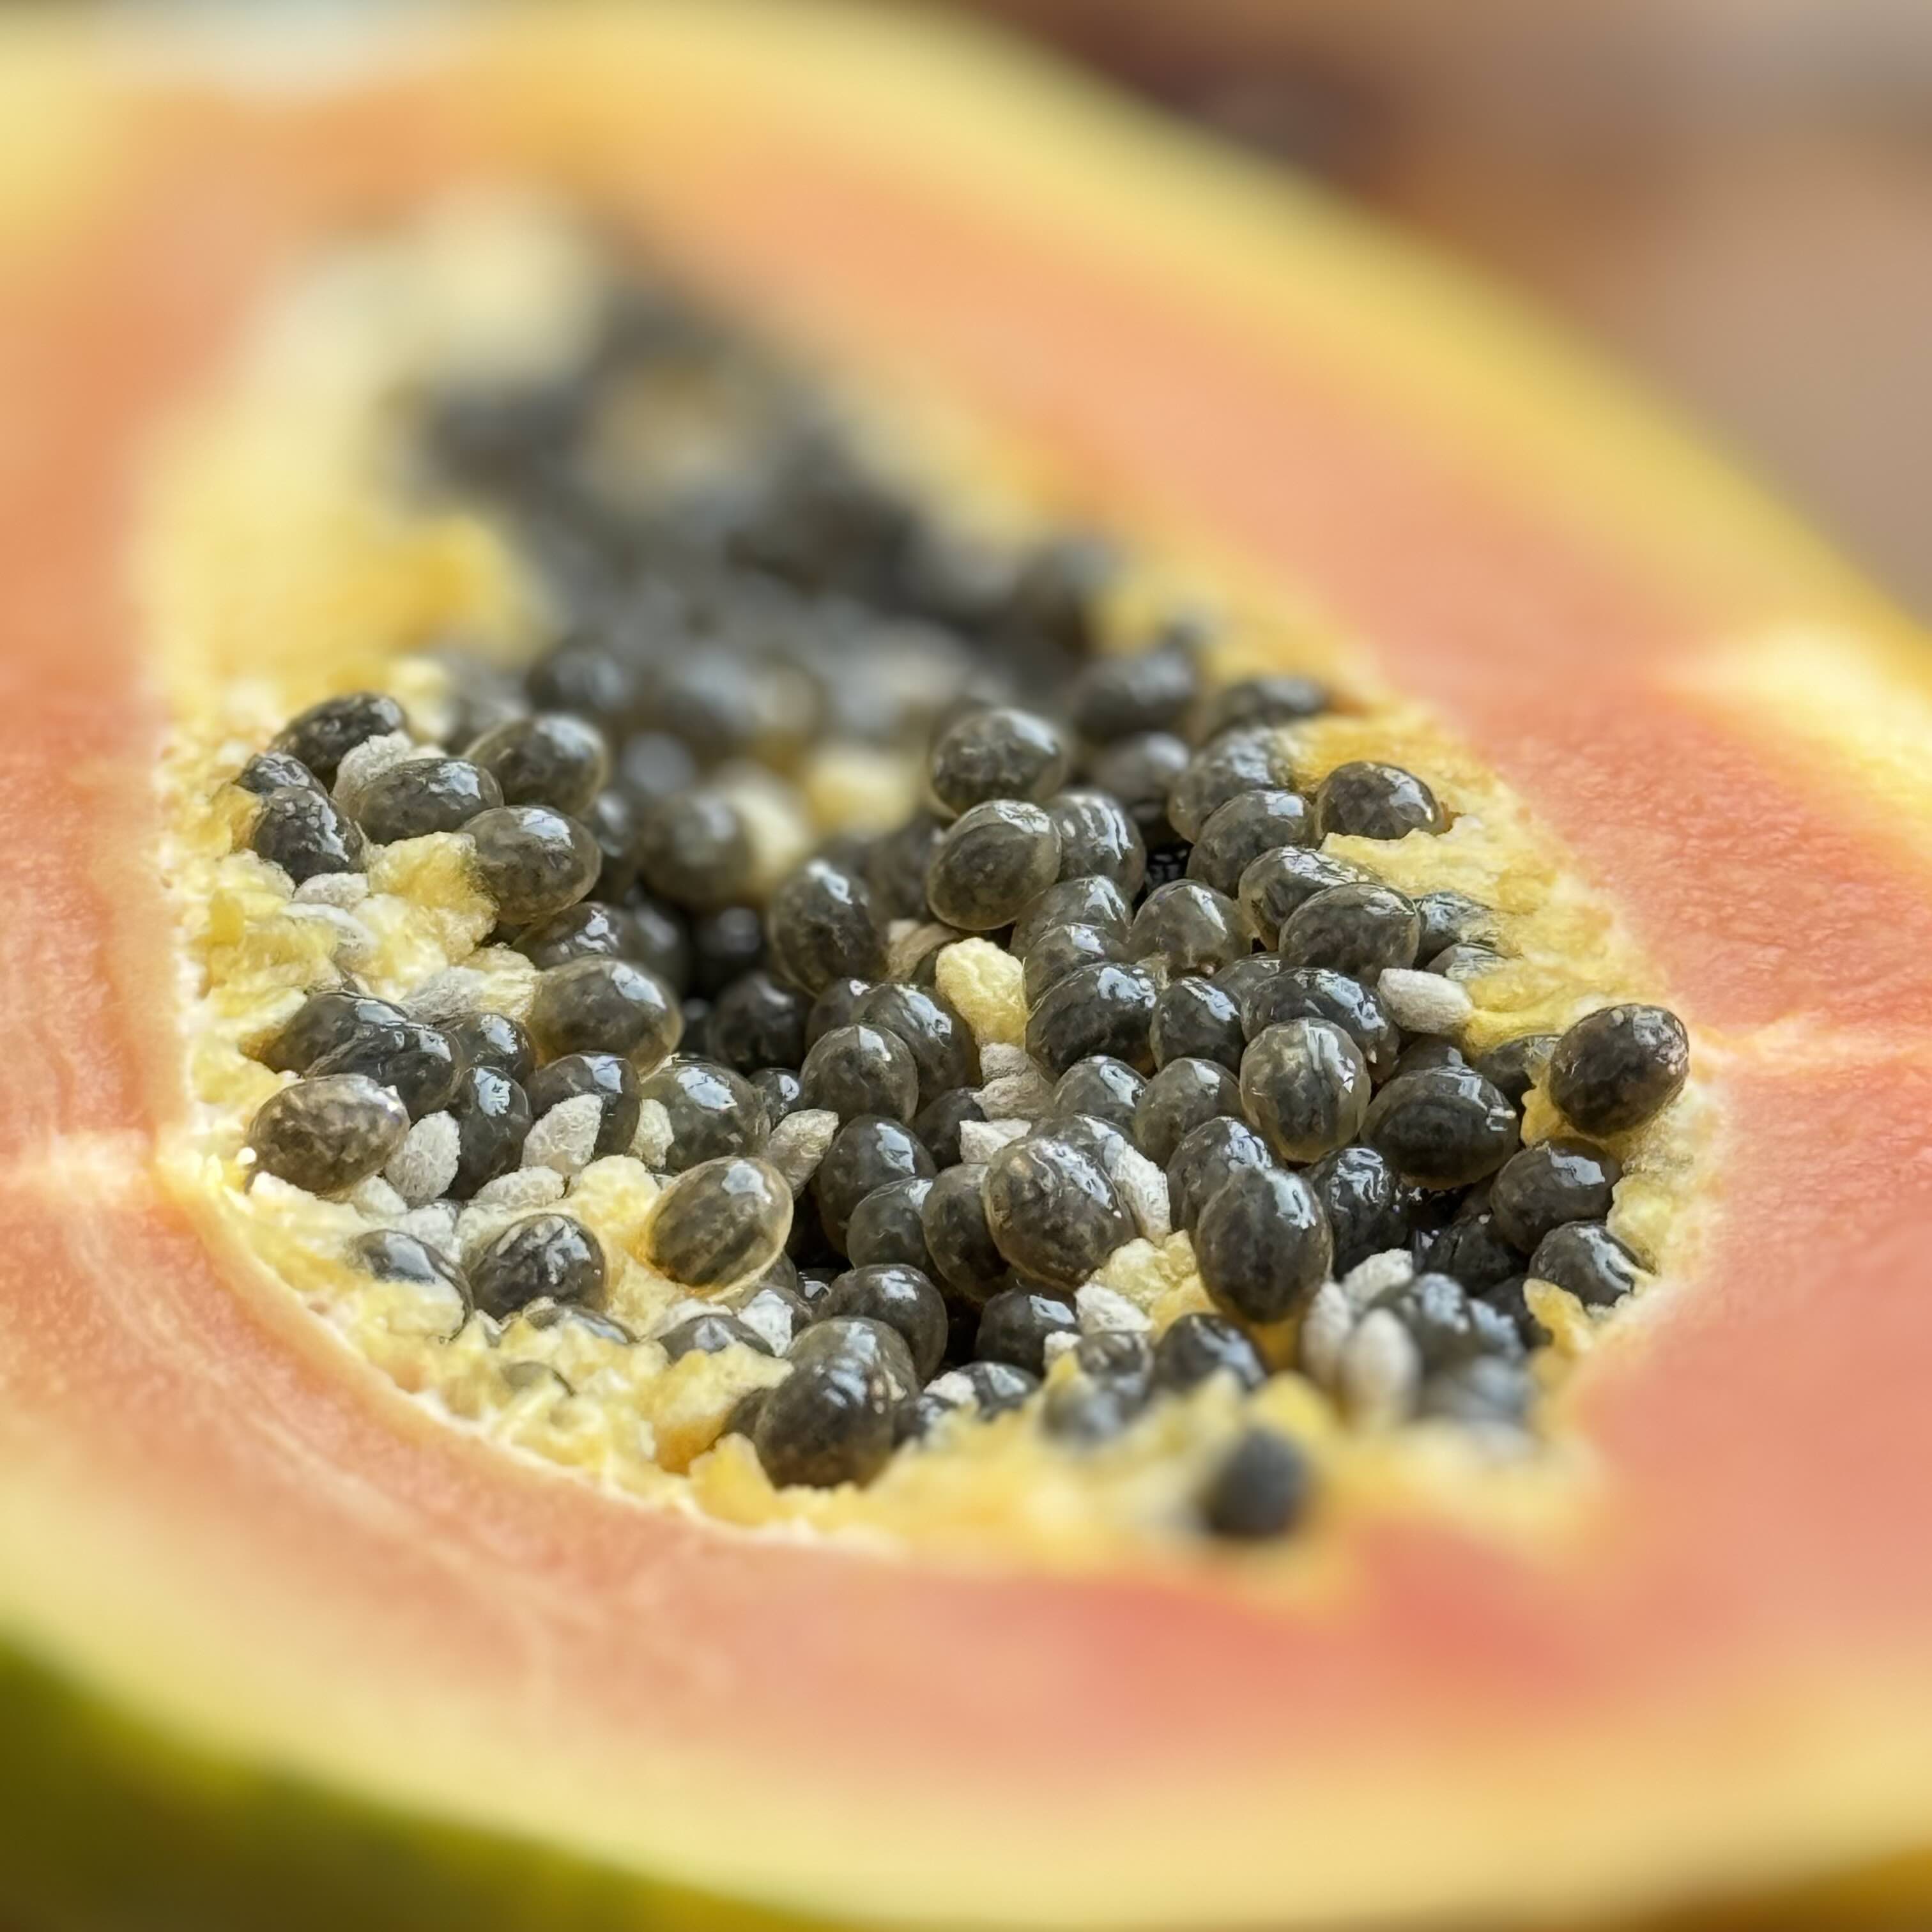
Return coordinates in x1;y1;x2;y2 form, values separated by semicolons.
224;265;1693;1546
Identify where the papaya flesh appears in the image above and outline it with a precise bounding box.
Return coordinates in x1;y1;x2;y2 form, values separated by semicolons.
6;7;1932;1930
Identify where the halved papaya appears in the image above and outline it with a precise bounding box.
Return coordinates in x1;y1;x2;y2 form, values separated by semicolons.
5;9;1932;1931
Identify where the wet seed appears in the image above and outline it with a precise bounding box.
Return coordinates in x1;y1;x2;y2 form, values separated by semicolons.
1088;730;1190;845
1473;1032;1557;1107
823;1263;949;1381
645;1155;793;1292
250;785;365;883
249;1075;409;1194
852;981;980;1105
1547;1003;1690;1137
444;1064;535;1199
634;789;754;912
514;900;638;971
1239;1018;1372;1165
1050;1055;1148;1135
466;713;609;817
527;956;682;1067
1165;1116;1275;1236
1528;1220;1642;1307
270;691;407;787
1194;1163;1333;1324
1025;961;1160;1078
526;1050;643;1159
1150;977;1245;1073
636;1057;771;1170
1023;921;1126;1004
919;1161;1009;1305
1046;789;1146;894
707;969;811;1074
441;1009;532;1088
845;1176;935;1273
1133;1055;1245;1167
659;1310;774;1361
928;705;1071;816
1199;1428;1313;1540
1423;1193;1526;1294
1304;1144;1415;1276
813;1116;935;1252
1193;674;1329;740
1128;880;1253;980
467;804;602;926
1312;760;1445;841
259;989;405;1075
983;1135;1134;1291
355;757;502;843
1187;788;1312;896
235;750;320;797
346;1229;471;1340
309;1020;461;1120
1363;1065;1520;1190
1011;874;1133;957
1371;1271;1523;1372
1235;847;1370;951
751;1065;804;1127
1167;728;1296;843
976;1286;1078;1376
800;1022;920;1124
766;858;888;994
1489;1138;1621;1252
471;1213;606;1318
912;1085;987;1167
1068;645;1198;743
925;799;1062;931
1278;882;1420;979
753;1357;898;1489
1154;1310;1266;1395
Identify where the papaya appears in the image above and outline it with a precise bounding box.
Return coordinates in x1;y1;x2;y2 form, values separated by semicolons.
4;8;1932;1931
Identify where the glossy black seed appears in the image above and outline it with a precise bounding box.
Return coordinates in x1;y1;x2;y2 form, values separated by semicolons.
1195;1164;1333;1324
686;904;767;997
1212;953;1284;1011
583;789;642;900
924;799;1061;931
1234;847;1370;951
766;858;887;994
1468;1035;1561;1112
1149;977;1245;1073
823;1264;949;1381
1547;1004;1690;1137
927;705;1071;817
258;990;406;1076
707;969;811;1073
1051;1055;1148;1135
1414;889;1498;958
789;1314;919;1401
527;956;681;1067
467;804;601;926
1239;969;1392;1085
634;788;753;911
471;1213;606;1319
1278;882;1421;978
346;1229;471;1338
912;1085;987;1167
852;981;980;1105
750;1065;804;1126
1478;1274;1551;1350
1304;1144;1412;1275
444;1064;535;1199
802;977;873;1054
1025;961;1160;1078
624;895;693;993
1046;789;1146;894
309;1020;461;1120
1022;922;1125;1003
1390;1038;1466;1081
659;1311;773;1361
1187;789;1312;896
234;750;321;797
800;1022;920;1124
814;1116;935;1252
514;900;638;970
645;1155;793;1291
638;1058;771;1170
615;730;700;807
526;1052;641;1158
466;713;609;818
893;1385;962;1445
354;756;502;845
1529;1220;1643;1307
1071;1329;1156;1398
1165;1116;1275;1236
1420;1191;1524;1292
1490;1138;1621;1252
915;1161;1004;1305
1239;1017;1372;1165
1193;674;1329;741
270;691;406;786
1153;1310;1267;1394
1068;646;1199;743
1373;1271;1524;1372
863;813;947;924
249;1075;408;1193
1428;944;1507;982
1363;1065;1521;1190
1128;880;1252;979
1420;1355;1536;1426
1132;1056;1245;1167
1087;730;1191;844
960;1358;1041;1416
845;1176;935;1273
1167;728;1297;843
520;1298;636;1346
443;1009;535;1085
1312;760;1446;841
250;785;365;884
1200;1429;1313;1540
974;1286;1077;1376
1010;874;1133;957
983;1135;1133;1292
753;1358;898;1489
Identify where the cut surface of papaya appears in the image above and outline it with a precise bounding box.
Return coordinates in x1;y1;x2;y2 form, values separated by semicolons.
3;9;1932;1931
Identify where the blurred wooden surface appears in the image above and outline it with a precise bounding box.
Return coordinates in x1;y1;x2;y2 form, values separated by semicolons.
977;0;1932;618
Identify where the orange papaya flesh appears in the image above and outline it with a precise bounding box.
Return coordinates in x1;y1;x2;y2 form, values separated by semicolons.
4;8;1932;1930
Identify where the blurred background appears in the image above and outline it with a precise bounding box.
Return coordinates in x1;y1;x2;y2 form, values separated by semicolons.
970;0;1932;619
